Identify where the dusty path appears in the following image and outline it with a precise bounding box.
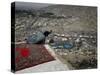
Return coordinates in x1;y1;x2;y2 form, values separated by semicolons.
45;45;74;70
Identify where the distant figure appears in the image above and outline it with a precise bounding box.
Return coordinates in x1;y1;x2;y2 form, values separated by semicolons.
26;30;52;44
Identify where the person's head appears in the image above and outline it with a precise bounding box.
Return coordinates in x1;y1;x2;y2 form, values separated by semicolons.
43;30;52;37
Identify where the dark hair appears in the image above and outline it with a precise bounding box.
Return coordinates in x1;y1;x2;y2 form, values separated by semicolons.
43;30;52;37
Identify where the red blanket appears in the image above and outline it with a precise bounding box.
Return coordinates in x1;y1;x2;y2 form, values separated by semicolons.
15;44;55;71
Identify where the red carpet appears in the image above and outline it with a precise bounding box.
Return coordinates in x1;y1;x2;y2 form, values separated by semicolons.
15;44;55;71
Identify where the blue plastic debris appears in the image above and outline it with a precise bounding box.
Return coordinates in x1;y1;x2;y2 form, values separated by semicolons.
63;43;73;49
50;42;73;49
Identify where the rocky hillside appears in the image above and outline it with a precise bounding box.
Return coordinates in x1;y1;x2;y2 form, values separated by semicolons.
15;5;97;42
